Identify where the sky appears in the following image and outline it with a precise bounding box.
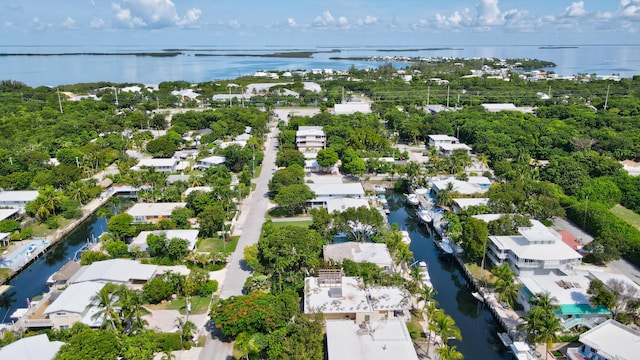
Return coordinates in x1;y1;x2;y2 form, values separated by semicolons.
1;0;639;47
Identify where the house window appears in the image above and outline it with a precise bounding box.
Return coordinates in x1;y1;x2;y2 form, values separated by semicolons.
60;325;69;330
56;312;66;316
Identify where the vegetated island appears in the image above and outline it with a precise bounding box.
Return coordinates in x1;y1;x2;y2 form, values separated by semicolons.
539;46;579;49
194;50;341;58
0;52;183;57
329;55;556;70
376;47;463;52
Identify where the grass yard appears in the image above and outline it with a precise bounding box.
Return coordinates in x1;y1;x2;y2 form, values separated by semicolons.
611;204;640;231
466;262;497;287
0;268;12;282
197;236;239;255
146;295;210;315
31;218;74;237
407;312;427;339
270;220;312;228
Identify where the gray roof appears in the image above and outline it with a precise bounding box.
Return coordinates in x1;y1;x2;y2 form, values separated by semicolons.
129;230;199;252
45;281;105;315
0;190;39;203
68;259;157;284
579;319;640;360
0;208;19;221
326;319;418;360
51;261;81;282
323;242;392;267
0;334;64;360
308;183;365;197
166;175;191;184
126;202;187;217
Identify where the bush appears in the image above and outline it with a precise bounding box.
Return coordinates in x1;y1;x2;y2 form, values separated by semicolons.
80;250;110;265
157;333;183;351
557;334;579;343
196;280;218;296
143;277;175;304
105;240;130;258
45;216;60;229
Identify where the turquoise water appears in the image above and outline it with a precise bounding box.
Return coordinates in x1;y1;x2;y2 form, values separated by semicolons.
556;304;610;315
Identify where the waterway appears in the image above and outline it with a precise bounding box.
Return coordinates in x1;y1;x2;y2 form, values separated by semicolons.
0;215;107;324
386;192;511;360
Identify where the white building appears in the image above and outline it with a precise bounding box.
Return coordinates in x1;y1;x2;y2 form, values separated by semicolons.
68;259;157;285
307;183;366;208
197;155;226;169
620;160;640;176
481;103;535;114
0;208;19;222
325;319;418;360
129;230;199;253
43;281;106;330
0;334;64;360
324;198;370;213
487;220;582;275
130;158;177;172
323;242;392;273
567;320;640;360
296;126;326;152
126;202;187;223
334;101;372;115
0;190;39;211
452;198;489;212
428;135;472;155
431;176;491;195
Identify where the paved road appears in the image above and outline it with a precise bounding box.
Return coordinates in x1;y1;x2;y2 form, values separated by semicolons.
199;120;280;360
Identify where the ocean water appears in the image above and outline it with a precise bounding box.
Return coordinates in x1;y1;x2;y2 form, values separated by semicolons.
0;44;639;86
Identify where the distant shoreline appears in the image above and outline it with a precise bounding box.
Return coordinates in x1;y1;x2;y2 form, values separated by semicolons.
0;52;182;57
194;50;341;58
539;46;579;49
376;47;463;52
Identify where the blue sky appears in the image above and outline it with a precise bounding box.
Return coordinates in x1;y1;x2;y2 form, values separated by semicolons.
1;0;639;47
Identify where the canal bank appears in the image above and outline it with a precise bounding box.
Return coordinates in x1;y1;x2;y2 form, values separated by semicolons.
386;192;511;360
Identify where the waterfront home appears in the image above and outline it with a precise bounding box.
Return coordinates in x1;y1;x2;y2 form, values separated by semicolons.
129;230;199;253
486;220;582;275
0;208;19;222
0;334;64;360
566;319;640;360
517;273;610;330
323;242;393;273
304;271;409;322
325;319;419;360
43;281;106;330
0;232;10;247
47;260;82;287
196;155;226;169
452;198;489;212
0;190;39;212
431;176;491;195
68;259;157;285
324;198;370;214
334;100;372;115
307;183;366;209
126;202;187;224
296;126;326;152
130;158;178;172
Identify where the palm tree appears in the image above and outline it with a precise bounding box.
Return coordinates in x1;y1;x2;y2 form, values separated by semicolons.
436;344;464;360
175;317;196;349
416;285;438;310
476;153;490;171
91;286;121;331
494;276;521;309
118;286;147;334
531;292;560;314
234;332;263;360
430;311;462;344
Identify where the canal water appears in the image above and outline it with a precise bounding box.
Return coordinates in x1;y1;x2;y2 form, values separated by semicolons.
386;192;511;360
0;215;107;324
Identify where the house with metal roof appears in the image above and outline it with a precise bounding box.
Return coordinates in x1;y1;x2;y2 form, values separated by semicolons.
323;242;392;273
0;190;39;211
196;155;226;169
0;334;64;360
567;319;640;360
307;183;366;209
68;259;157;285
43;281;106;330
130;158;178;172
296;126;326;152
126;202;187;223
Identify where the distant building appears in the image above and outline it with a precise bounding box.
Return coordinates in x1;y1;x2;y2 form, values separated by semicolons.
126;202;187;223
334;100;372;115
620;160;640;176
196;156;226;169
431;176;491;195
323;242;392;273
567;320;640;360
452;198;489;212
296;126;326;152
427;135;472;155
481;103;535;114
130;158;177;172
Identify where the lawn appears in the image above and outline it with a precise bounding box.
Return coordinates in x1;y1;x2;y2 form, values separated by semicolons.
466;262;497;287
31;218;74;237
146;295;210;315
407;312;427;339
611;204;640;231
270;220;312;228
197;236;239;255
0;268;12;282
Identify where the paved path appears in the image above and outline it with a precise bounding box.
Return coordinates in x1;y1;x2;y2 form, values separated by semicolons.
199;120;280;360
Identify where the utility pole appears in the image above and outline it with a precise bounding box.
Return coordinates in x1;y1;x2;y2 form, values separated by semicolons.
113;87;118;106
446;85;450;108
548;85;551;99
583;196;589;228
57;88;63;114
604;84;610;110
426;86;430;106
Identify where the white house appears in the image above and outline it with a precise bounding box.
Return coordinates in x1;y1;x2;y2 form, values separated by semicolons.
0;334;64;360
324;198;370;213
452;198;489;212
323;242;392;273
487;220;582;275
620;160;640;176
0;190;39;211
130;158;177;172
197;155;226;169
427;135;472;155
567;320;640;360
68;259;157;285
307;183;366;209
296;126;326;152
325;319;419;360
43;281;106;330
126;202;187;223
334;101;372;115
129;230;199;253
431;176;491;195
0;208;19;222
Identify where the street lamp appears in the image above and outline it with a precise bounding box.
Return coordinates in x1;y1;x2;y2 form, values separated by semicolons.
252;144;255;177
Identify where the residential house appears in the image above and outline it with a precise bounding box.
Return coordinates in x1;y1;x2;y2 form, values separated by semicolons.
43;281;106;330
0;208;20;222
486;220;582;275
517;273;610;330
323;242;392;273
183;186;213;197
0;334;64;360
304;272;409;323
0;190;39;212
428;134;459;148
171;89;200;104
620;160;640;176
68;259;157;285
296;126;326;152
166;174;191;184
431;176;491;195
325;319;419;360
0;232;10;247
130;158;178;172
481;103;534;114
126;202;187;223
196;155;226;169
567;320;640;360
452;198;489;212
334;100;372;115
307;183;365;209
324;198;370;214
129;230;199;253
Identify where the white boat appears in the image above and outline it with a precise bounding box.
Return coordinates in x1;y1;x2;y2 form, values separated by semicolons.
437;237;463;255
374;185;386;194
417;208;432;223
418;261;428;271
471;291;485;303
406;193;419;206
401;231;411;245
377;194;388;205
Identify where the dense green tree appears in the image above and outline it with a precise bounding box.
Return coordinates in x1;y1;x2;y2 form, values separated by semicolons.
54;324;123;360
268;164;305;197
105;240;130;258
273;184;315;216
461;217;489;263
107;213;136;240
275;148;305;168
197;205;226;238
316;148;338;171
145;138;176;158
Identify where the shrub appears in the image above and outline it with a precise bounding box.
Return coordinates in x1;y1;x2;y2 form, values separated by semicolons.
142;277;175;304
46;216;60;229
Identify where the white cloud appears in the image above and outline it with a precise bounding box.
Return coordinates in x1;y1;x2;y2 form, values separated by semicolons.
563;1;588;18
111;0;202;28
357;15;378;26
5;3;21;11
287;18;297;27
62;17;78;30
411;19;428;29
228;20;240;29
620;0;640;20
31;17;52;31
313;10;336;28
91;17;106;29
5;22;15;28
337;16;350;29
477;0;504;26
433;9;472;29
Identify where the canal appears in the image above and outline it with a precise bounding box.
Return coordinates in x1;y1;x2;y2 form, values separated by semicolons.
0;215;107;324
386;192;511;360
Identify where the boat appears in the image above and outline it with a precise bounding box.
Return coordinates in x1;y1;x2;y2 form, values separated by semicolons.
497;332;513;348
406;193;419;206
374;185;386;194
437;237;463;255
417;208;432;223
471;291;485;303
418;261;428;271
377;194;388;205
401;231;411;245
510;341;538;360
